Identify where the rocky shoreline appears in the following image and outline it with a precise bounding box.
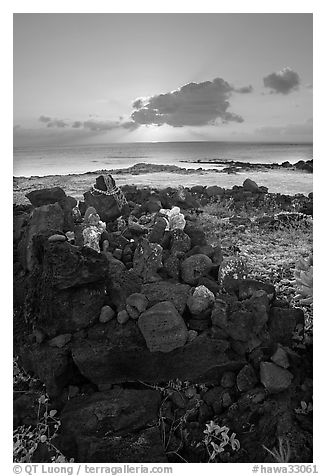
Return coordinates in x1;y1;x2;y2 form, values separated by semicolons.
13;161;313;206
181;158;313;174
13;174;313;463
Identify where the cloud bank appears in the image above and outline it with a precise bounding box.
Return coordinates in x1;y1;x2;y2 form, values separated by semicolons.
39;116;69;128
263;67;300;94
35;76;252;136
234;85;253;94
131;78;251;127
38;116;138;132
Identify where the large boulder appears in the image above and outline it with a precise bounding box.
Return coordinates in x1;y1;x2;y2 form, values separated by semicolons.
26;187;66;207
237;279;275;302
19;203;64;271
218;257;249;291
260;362;293;393
187;243;223;266
62;388;160;435
172;188;200;209
72;320;246;385
187;285;215;315
106;268;142;312
141;281;191;314
268;307;304;345
181;254;213;285
141;197;162;214
191;185;205;195
184;222;207;247
126;293;148;317
206;185;225;198
162;250;182;280
148;218;167;245
13;213;29;243
59;389;165;463
169;229;191;254
236;364;258;392
243;178;260;193
23;239;108;336
211;292;269;343
84;175;129;222
61;425;166;463
41;241;109;290
138;301;188;352
36;282;106;337
17;343;73;398
133;238;163;283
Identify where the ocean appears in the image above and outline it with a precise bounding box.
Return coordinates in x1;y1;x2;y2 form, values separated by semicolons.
13;141;313;177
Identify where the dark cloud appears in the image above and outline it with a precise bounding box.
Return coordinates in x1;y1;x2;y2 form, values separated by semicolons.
131;77;245;127
82;119;139;132
234;85;253;94
39;116;139;132
39;115;68;128
263;67;300;94
46;119;68;128
132;98;145;109
120;121;140;131
39;115;52;123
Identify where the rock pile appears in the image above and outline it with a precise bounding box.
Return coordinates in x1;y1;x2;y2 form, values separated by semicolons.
13;176;311;463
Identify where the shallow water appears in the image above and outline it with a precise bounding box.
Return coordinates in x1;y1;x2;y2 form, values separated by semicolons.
13;141;313;177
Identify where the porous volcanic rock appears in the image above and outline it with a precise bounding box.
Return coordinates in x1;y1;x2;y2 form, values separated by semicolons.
271;346;290;369
17;343;74;398
236;364;258;392
83;176;129;222
187;285;215;315
99;305;115;323
206;185;225;198
237;279;275;302
218;257;249;291
184;222;207;247
71;320;245;385
126;293;148;316
148;217;167;245
260;362;293;393
170;229;192;255
133;238;163;283
268;307;304;345
211;292;269;343
58;389;165;462
243;178;260;193
48;333;72;348
106;268;142;312
19;203;64;271
141;281;191;315
36;282;106;337
138;301;188;352
42;241;109;290
181;254;213;285
26;187;67;207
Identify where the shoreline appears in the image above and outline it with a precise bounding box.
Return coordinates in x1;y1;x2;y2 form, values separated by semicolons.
14;159;313;180
13;162;313;205
180;158;313;174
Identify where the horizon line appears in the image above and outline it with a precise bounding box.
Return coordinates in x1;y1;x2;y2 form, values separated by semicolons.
13;140;313;149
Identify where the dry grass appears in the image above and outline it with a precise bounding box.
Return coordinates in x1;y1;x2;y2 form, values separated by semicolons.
198;203;313;319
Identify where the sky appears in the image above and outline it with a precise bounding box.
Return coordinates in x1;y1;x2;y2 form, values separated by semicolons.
13;13;313;146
